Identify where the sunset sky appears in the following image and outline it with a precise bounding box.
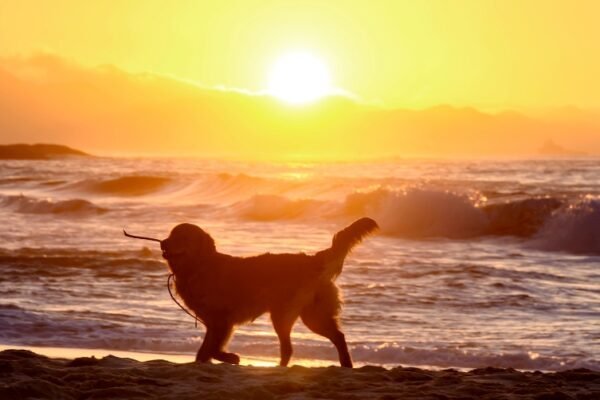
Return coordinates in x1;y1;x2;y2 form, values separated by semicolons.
3;0;600;109
1;1;599;158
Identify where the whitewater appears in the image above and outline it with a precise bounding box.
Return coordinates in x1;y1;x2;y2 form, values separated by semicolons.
0;156;598;371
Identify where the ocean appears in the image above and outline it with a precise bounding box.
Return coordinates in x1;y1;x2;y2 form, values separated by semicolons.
0;156;598;371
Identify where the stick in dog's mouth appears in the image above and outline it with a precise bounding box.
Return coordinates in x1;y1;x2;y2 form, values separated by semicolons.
123;229;162;244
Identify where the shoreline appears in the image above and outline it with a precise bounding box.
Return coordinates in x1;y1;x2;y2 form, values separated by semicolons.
0;344;470;372
0;344;333;368
0;343;594;373
1;348;598;399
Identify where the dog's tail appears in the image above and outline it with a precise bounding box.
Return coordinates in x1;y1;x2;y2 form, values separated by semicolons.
323;217;378;279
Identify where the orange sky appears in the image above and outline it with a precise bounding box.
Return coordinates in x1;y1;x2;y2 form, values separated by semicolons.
1;0;600;110
1;53;599;159
0;1;599;159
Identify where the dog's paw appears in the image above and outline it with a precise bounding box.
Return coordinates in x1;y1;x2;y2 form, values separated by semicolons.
215;351;240;365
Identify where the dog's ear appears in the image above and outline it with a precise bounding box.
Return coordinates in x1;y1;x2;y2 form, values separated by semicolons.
195;229;217;256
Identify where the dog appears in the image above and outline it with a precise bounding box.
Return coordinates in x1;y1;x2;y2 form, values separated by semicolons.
128;217;378;367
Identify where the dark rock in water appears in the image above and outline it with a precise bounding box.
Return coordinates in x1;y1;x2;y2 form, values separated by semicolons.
538;139;586;157
0;143;90;159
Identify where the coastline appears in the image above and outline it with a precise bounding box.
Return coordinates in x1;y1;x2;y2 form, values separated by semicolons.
0;344;328;368
1;349;598;399
0;344;489;372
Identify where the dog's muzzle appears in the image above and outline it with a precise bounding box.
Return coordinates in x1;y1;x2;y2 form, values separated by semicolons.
160;242;170;259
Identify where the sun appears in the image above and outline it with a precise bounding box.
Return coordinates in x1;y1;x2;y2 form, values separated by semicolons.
267;51;333;105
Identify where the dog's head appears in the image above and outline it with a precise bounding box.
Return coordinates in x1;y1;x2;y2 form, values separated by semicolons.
161;223;216;272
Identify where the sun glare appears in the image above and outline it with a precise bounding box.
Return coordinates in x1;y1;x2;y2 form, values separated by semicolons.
267;52;333;105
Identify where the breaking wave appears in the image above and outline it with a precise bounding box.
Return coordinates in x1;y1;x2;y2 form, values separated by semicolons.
0;194;106;215
343;188;599;254
73;175;172;196
2;165;599;254
531;198;600;254
345;188;488;238
483;198;563;237
219;187;599;254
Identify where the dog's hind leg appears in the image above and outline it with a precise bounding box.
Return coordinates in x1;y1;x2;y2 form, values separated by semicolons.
302;311;352;368
196;323;238;364
271;311;298;367
301;284;353;368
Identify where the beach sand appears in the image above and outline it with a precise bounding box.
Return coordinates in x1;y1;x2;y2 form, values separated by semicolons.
1;349;598;400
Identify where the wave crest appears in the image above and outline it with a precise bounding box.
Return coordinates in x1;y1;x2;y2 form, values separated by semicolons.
0;195;106;215
78;176;171;196
532;198;600;254
342;188;600;255
345;188;488;238
483;198;563;237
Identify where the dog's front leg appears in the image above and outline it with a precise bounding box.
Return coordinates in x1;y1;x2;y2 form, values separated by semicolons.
196;322;239;364
213;351;240;365
195;327;215;363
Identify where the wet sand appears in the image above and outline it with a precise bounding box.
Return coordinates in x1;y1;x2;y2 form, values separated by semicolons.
1;349;598;399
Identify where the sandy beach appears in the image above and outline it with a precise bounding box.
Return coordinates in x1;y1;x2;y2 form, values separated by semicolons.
1;349;598;400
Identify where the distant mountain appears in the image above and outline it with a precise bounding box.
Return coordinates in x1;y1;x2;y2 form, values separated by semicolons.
0;53;598;159
0;143;90;159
